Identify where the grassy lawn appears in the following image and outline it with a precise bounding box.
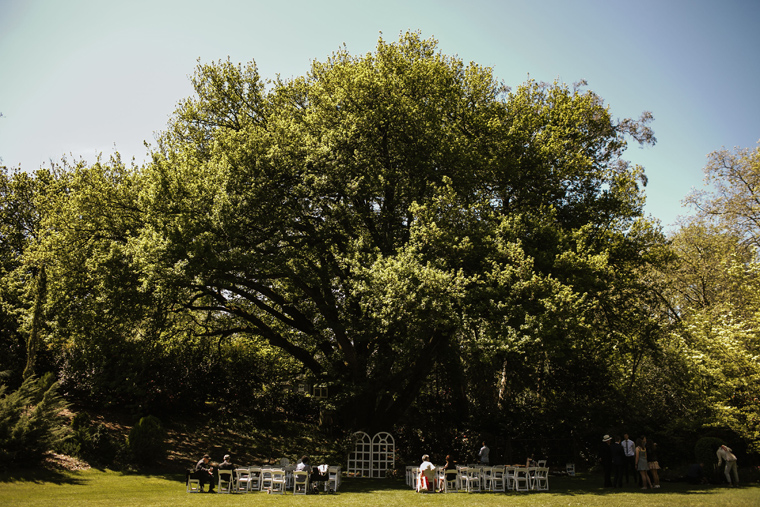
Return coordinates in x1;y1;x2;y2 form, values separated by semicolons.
1;469;758;507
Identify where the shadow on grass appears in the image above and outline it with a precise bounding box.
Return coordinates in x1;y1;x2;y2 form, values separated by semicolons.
0;467;88;486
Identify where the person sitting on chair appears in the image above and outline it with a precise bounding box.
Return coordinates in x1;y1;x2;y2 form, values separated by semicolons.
417;454;436;493
218;454;235;482
438;454;456;491
194;454;217;493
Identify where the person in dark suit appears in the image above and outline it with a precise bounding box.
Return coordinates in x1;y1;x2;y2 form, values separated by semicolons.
600;435;613;487
611;435;626;488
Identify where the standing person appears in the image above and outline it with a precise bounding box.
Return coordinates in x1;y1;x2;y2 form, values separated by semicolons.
195;454;217;493
478;441;490;465
621;433;636;485
611;435;626;488
635;437;653;490
647;442;661;488
600;435;613;487
716;444;739;487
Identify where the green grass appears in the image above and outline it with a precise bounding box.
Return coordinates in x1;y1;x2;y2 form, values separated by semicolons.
1;469;758;507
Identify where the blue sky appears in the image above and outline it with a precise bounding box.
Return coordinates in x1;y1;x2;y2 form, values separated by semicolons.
1;0;758;229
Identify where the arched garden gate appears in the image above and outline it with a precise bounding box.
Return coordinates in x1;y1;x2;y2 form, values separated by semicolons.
346;431;395;478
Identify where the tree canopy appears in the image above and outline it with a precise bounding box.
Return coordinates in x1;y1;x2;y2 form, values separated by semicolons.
4;32;758;466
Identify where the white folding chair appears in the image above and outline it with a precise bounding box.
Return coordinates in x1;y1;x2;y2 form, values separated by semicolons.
443;469;459;492
285;465;295;489
270;468;286;494
480;466;493;491
465;467;482;492
534;467;549;491
327;465;341;492
293;470;309;494
234;468;252;493
513;468;530;492
260;468;273;491
186;475;201;493
217;469;234;493
527;466;539;490
248;467;262;491
491;465;506;492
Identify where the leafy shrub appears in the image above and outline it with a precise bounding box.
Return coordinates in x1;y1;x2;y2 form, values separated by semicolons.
0;372;70;466
126;415;165;466
694;436;724;483
60;411;119;466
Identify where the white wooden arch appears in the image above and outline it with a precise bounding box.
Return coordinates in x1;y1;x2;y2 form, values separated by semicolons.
347;431;372;477
346;431;396;478
370;431;395;478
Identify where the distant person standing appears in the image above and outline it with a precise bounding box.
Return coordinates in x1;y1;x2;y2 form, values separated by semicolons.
611;435;626;488
621;433;636;485
478;441;490;465
716;444;739;486
600;435;613;487
647;442;661;488
635;437;653;490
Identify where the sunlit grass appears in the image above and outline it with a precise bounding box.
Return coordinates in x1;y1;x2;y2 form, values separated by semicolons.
1;468;758;507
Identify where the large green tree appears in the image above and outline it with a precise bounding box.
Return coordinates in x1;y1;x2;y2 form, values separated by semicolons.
132;32;658;430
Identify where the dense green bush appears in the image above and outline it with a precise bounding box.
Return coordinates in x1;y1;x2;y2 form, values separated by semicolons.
0;372;70;466
60;411;119;467
694;436;724;482
126;415;165;466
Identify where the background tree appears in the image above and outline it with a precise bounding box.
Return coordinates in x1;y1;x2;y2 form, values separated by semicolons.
134;32;659;431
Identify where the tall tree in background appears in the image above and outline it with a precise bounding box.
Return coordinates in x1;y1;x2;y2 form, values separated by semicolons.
0;167;57;380
135;32;658;430
662;143;760;452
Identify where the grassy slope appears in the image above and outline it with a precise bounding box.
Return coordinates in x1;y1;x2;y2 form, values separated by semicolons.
1;468;759;507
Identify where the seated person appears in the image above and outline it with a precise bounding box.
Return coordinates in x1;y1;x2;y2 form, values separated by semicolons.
687;463;708;485
438;454;456;491
218;454;236;481
296;455;312;473
295;455;318;492
312;463;329;491
417;454;436;492
193;454;217;493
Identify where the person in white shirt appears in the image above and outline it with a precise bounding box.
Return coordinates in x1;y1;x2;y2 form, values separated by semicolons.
621;434;636;485
478;442;490;465
417;454;436;492
716;445;739;486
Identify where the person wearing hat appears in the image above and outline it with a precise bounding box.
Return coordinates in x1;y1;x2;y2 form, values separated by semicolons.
600;435;613;487
194;454;217;493
611;435;626;488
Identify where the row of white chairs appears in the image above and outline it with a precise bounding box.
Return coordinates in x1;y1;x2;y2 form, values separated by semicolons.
406;465;549;493
189;465;341;494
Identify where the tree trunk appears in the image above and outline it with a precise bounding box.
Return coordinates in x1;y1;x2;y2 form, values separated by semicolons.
23;265;46;379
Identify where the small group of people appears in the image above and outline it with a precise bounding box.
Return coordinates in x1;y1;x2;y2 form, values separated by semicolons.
602;434;742;489
417;454;458;492
683;444;739;487
190;453;333;494
191;453;236;493
600;434;660;490
295;455;332;493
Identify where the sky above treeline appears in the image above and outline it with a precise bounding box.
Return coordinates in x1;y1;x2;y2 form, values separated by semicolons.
1;0;758;229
